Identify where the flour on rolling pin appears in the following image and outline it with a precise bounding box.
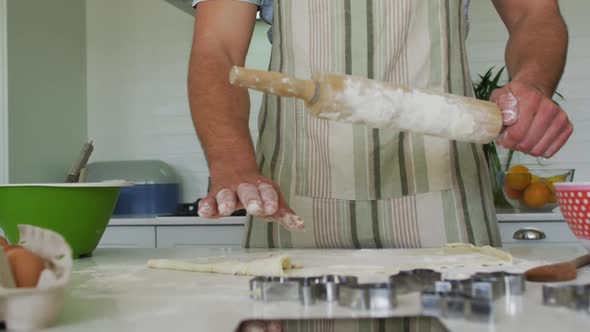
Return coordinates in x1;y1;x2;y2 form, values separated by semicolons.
229;67;502;144
317;77;476;140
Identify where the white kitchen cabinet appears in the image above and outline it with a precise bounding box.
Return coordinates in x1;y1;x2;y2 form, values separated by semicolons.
156;225;244;248
496;210;578;248
98;226;156;248
498;222;577;247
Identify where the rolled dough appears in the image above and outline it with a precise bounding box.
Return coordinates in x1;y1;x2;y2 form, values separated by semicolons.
146;244;514;277
147;254;299;276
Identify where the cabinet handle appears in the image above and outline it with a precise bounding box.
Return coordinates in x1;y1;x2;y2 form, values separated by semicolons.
513;228;546;240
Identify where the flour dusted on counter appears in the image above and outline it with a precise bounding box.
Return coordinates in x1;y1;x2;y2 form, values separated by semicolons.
316;77;478;140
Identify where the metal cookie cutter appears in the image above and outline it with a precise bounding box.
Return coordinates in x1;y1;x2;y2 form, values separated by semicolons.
469;282;495;321
390;269;442;294
472;272;526;298
338;282;397;311
421;281;494;321
503;272;526;297
421;288;472;319
543;284;590;311
440;277;473;294
249;276;322;304
315;275;358;302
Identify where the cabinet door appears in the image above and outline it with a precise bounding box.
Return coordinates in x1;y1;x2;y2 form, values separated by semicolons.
499;222;577;248
98;226;156;248
156;226;244;248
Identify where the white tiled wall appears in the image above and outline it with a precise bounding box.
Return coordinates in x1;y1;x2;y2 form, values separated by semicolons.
87;1;589;205
467;1;590;181
86;0;270;202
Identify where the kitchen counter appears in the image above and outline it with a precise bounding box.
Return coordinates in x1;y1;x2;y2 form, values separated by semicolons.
495;209;563;223
108;211;564;225
49;247;590;332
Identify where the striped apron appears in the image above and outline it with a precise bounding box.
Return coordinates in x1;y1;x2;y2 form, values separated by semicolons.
244;0;502;249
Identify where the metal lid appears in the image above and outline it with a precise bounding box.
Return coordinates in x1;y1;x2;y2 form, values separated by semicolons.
86;160;179;184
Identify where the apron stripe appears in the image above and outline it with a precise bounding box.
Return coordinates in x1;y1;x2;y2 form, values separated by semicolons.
345;0;352;73
244;217;253;249
380;199;393;248
311;199;325;248
379;318;386;332
398;135;409;195
245;153;266;248
458;1;468;95
276;2;295;248
444;0;453;91
371;200;383;248
367;0;381;201
340;202;352;248
372;130;382;200
308;0;331;199
327;200;335;247
452;142;475;243
471;144;494;245
367;0;374;78
349;201;361;248
441;190;460;243
401;0;416;195
267;222;275;248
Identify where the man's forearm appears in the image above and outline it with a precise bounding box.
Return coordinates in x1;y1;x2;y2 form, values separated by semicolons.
503;10;568;97
188;50;259;178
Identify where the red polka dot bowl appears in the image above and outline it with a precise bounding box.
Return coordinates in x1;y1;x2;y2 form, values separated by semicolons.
554;182;590;251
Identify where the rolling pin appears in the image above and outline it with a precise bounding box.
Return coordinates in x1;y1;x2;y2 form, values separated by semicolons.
229;66;503;144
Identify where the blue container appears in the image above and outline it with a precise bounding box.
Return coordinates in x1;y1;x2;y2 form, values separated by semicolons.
86;160;180;217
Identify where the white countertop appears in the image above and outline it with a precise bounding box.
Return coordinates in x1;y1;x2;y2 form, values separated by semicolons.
47;247;590;332
495;207;564;222
496;212;564;222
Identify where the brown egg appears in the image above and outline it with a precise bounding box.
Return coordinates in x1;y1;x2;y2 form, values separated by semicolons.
5;247;45;288
0;236;10;250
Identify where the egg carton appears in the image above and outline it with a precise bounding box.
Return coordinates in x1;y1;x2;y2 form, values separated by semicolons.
0;225;73;331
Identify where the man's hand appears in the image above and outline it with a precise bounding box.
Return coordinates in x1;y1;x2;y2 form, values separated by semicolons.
491;0;571;157
491;80;573;158
198;171;304;231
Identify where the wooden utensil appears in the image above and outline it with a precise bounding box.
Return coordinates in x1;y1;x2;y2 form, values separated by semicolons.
65;141;94;183
525;253;590;282
229;66;503;144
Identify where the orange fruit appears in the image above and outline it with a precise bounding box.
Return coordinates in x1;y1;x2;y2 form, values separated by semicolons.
503;184;523;200
509;165;530;173
523;182;551;208
506;165;532;191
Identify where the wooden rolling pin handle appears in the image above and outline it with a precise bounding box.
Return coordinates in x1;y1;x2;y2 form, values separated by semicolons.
229;66;317;103
572;253;590;268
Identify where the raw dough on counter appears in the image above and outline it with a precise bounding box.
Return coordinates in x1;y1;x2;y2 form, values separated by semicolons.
146;243;516;278
147;254;299;276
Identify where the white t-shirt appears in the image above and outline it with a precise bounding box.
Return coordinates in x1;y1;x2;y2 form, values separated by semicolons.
192;0;472;41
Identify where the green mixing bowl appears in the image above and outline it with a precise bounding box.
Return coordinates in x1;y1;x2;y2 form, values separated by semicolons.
0;181;132;258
